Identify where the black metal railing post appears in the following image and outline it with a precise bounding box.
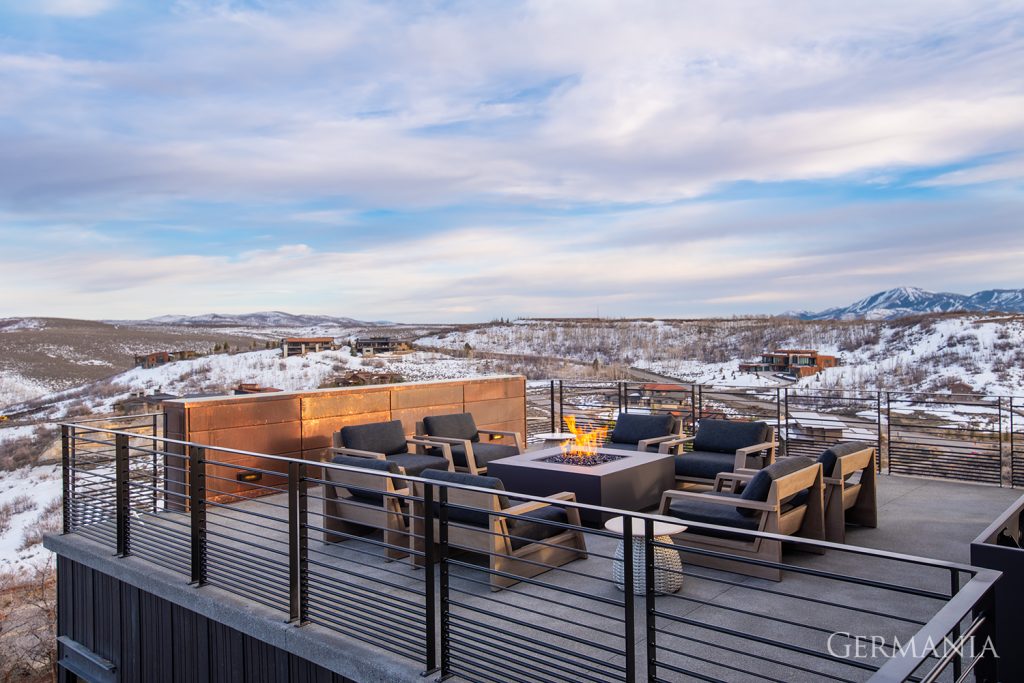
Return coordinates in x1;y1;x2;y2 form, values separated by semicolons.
783;388;790;451
151;413;159;513
288;460;303;623
558;380;564;431
644;518;656;683
876;390;883;474
997;397;1005;487
622;516;636;683
950;569;962;680
775;388;782;457
114;432;130;557
422;482;438;675
61;425;71;534
438;485;451;679
619;380;625;414
189;445;207;585
886;392;893;475
549;380;556;433
297;461;309;624
975;585;999;683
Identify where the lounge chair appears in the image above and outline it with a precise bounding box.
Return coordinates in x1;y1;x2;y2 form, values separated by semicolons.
602;412;683;452
330;419;453;477
659;457;824;581
660;418;776;487
322;455;411;560
815;442;878;543
418;413;523;475
412;469;587;590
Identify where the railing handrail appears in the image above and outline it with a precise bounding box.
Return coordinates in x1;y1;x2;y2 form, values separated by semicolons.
60;421;985;577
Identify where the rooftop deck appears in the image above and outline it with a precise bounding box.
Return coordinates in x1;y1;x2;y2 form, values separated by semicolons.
47;456;1015;683
45;377;1023;683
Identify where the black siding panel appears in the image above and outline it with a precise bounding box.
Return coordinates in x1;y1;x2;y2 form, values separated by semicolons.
56;558;355;683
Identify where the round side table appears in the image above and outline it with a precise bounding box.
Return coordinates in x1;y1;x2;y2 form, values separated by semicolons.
604;516;686;595
534;432;577;449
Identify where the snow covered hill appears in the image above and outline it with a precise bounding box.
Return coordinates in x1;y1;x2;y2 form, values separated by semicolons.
125;311;370;328
418;314;1024;395
799;287;1024;320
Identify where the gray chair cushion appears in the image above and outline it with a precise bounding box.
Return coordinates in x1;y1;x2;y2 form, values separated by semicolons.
738;456;817;517
508;506;570;550
674;450;735;480
340;420;408;456
609;412;674;446
420;468;510;526
330;454;400;505
692;419;769;454
447;441;520;468
666;495;760;540
387;452;450;478
817;441;869;477
423;413;479;442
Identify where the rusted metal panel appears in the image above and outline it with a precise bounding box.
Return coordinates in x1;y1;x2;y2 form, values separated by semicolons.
463;396;523;426
189;421;302;455
186;396;301;432
392;403;465;434
301;411;393;450
390;383;464;409
300;389;391;420
464;377;525;402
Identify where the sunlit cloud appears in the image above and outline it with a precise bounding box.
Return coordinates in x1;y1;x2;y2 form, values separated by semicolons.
0;1;1021;319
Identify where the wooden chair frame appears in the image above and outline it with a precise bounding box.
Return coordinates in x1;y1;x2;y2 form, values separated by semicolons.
322;466;411;561
412;484;588;590
329;431;455;475
658;460;824;581
821;446;878;543
415;423;524;475
659;425;777;488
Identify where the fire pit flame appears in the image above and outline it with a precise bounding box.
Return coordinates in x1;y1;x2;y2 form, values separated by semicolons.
562;415;607;458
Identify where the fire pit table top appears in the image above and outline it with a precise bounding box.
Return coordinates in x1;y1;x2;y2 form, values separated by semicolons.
488;446;676;524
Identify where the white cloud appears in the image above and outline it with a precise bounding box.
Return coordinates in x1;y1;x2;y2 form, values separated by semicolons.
34;0;116;18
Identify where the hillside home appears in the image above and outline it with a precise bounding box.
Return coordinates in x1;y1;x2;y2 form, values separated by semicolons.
354;336;410;356
280;337;336;357
133;350;198;368
740;349;838;377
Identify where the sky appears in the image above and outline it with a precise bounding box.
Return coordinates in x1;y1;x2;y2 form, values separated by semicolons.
0;0;1022;322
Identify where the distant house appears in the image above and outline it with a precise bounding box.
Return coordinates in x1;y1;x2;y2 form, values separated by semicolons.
353;337;410;356
115;392;179;415
233;383;283;395
280;337;336;357
133;350;198;368
739;349;838;378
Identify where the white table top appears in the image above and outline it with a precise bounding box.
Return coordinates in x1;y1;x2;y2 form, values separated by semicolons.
534;432;577;441
604;516;686;537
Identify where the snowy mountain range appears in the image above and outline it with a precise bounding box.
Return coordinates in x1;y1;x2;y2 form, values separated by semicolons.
116;311;372;327
793;287;1024;321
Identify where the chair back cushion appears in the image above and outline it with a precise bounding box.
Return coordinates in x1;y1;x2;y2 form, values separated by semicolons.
609;412;674;445
329;454;400;505
340;420;408;456
423;413;480;442
420;468;510;526
693;419;768;454
817;441;869;477
737;456;816;517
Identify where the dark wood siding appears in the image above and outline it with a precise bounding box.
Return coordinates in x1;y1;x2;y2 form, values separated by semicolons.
57;557;354;683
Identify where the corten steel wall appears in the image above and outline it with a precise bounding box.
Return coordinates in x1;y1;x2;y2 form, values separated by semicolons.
162;375;526;502
56;556;356;683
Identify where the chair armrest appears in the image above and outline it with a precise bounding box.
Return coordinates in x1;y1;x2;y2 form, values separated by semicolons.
478;429;524;451
716;471;757;491
504;491;576;516
823;476;845;486
328;447;385;460
639;434;682;450
406;438;455;471
656;435;694;454
661;489;778;512
735;441;776;457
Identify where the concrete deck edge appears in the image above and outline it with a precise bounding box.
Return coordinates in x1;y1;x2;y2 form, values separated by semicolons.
44;533;426;683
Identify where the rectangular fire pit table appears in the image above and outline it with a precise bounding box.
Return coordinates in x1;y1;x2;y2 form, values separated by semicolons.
487;447;676;525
